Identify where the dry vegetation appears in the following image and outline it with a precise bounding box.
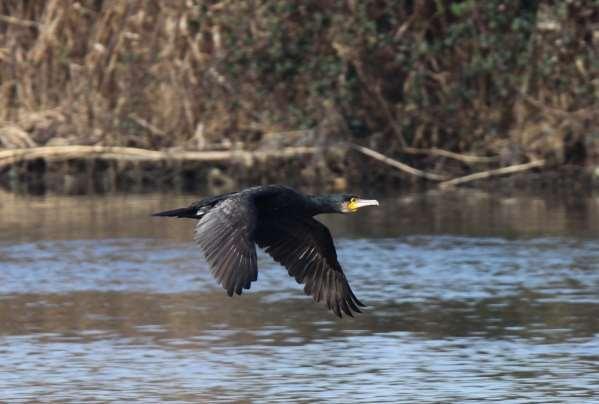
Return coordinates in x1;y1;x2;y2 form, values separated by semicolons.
0;0;598;185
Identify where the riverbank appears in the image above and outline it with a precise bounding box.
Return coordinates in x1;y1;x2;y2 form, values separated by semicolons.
1;144;597;196
1;2;597;190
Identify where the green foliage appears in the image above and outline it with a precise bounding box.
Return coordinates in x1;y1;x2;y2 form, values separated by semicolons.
198;0;587;150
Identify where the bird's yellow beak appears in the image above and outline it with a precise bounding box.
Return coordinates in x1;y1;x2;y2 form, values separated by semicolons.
346;198;379;212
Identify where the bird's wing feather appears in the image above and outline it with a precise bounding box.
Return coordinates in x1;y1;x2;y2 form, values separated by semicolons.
194;195;258;296
256;216;365;317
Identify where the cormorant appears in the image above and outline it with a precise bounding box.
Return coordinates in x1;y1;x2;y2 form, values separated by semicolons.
153;185;379;317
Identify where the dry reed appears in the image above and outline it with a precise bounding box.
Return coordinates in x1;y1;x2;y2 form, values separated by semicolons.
0;1;597;179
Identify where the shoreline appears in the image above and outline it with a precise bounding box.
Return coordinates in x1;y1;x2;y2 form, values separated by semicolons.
1;145;597;196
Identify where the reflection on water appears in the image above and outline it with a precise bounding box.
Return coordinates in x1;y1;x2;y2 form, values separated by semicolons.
1;189;598;402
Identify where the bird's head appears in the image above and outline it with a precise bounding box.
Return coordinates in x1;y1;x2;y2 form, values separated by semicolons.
331;194;379;213
309;194;379;214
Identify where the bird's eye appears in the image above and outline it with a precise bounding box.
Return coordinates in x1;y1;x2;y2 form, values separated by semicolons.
349;197;357;204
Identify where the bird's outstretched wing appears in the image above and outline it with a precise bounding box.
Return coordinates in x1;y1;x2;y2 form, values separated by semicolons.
194;195;258;296
256;216;365;317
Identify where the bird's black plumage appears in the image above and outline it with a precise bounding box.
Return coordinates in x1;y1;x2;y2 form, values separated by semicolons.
152;185;379;317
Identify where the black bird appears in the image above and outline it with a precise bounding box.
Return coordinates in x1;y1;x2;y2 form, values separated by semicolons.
152;185;379;317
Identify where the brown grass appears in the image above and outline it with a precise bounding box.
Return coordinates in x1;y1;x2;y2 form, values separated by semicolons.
1;1;234;149
0;1;597;176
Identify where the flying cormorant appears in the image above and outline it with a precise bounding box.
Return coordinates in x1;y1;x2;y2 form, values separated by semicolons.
153;185;379;317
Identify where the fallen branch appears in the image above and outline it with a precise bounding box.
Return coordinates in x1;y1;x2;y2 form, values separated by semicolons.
439;160;546;189
348;143;449;181
402;147;499;164
0;145;318;169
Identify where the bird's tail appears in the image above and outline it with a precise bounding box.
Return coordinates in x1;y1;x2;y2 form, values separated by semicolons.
151;207;197;218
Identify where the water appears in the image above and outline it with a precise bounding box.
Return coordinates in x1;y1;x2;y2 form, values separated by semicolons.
1;189;598;402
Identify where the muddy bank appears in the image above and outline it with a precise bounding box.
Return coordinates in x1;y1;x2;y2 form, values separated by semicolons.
0;146;349;195
1;145;598;196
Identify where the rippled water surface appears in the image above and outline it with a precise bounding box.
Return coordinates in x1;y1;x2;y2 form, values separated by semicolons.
1;190;599;402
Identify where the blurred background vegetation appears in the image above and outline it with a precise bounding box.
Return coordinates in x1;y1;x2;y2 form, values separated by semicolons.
0;0;597;175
